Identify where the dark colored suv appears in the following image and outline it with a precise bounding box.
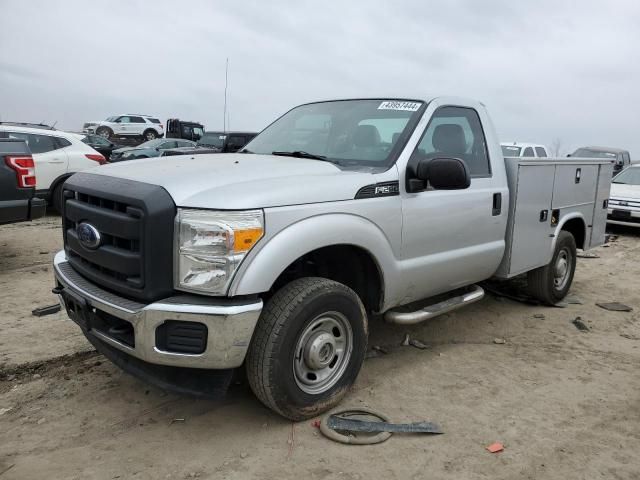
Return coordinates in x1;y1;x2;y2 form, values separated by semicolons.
197;131;257;153
0;138;46;225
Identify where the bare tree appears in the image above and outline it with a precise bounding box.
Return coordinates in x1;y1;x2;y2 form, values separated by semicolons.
551;137;563;157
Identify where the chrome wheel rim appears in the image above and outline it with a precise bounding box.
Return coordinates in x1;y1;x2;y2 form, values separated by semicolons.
98;129;109;138
293;312;353;395
146;132;156;140
553;247;572;290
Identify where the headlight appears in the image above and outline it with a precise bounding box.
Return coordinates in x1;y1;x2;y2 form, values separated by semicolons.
175;209;264;295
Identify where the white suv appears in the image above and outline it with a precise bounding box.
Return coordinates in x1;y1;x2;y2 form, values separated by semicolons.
83;114;164;141
0;123;105;211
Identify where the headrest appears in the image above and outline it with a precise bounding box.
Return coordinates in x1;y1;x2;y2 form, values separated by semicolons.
432;124;466;154
354;125;381;148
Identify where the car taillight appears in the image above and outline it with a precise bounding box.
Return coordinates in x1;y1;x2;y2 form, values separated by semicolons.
5;156;36;188
85;153;107;165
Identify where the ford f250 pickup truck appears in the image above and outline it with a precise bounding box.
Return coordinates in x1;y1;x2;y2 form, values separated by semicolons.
52;97;613;420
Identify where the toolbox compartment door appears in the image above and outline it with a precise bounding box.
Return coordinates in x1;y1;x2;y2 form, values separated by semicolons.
552;165;598;208
508;165;555;275
589;162;614;248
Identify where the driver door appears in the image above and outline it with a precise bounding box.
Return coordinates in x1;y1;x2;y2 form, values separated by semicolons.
400;104;506;302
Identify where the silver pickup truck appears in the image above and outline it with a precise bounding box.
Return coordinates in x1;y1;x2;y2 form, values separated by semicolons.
52;97;613;420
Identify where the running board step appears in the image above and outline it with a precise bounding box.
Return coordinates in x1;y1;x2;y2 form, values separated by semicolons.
384;285;485;325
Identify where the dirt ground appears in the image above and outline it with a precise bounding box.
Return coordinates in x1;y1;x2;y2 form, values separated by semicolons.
1;215;639;480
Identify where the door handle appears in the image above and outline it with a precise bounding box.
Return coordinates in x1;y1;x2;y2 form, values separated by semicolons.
492;193;502;216
49;159;64;164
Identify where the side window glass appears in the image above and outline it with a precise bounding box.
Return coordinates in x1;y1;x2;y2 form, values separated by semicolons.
14;133;58;154
160;141;177;149
412;106;491;177
117;116;131;124
55;137;72;148
523;147;534;157
130;116;145;123
535;147;547;158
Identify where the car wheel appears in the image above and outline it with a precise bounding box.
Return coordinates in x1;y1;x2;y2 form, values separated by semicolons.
246;277;368;421
96;127;113;139
528;231;577;305
143;129;157;140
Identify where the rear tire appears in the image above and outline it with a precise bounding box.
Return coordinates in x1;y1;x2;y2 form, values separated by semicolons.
528;230;577;305
51;183;63;213
96;126;113;139
143;129;157;140
246;277;368;421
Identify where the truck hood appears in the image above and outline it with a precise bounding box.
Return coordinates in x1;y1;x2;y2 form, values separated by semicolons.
90;153;383;209
610;183;640;199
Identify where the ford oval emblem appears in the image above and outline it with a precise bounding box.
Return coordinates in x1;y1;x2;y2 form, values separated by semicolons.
77;223;101;250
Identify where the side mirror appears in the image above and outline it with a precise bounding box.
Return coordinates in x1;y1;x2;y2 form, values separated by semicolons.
412;157;471;190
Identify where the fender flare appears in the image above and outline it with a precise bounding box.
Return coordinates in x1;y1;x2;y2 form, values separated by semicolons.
552;213;587;253
228;213;399;305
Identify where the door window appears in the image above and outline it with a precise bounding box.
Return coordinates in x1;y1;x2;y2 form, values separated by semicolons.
129;116;145;123
412;106;491;177
116;116;131;123
176;140;195;147
159;141;177;149
535;147;547;157
523;147;534;157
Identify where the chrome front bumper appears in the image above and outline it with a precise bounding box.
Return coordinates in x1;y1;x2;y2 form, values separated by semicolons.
53;251;262;369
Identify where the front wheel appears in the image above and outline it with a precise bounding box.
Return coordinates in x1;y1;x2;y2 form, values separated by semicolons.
528;230;577;305
246;277;368;421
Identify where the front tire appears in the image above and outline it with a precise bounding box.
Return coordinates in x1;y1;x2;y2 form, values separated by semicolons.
528;231;577;305
246;277;368;421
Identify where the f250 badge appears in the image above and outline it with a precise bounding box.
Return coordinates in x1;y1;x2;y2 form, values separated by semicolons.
374;184;399;195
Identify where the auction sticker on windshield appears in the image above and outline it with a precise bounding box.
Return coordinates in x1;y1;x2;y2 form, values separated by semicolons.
377;101;421;111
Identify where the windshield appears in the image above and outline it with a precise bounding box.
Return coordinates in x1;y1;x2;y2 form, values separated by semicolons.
243;99;424;167
198;132;226;149
105;116;118;122
613;167;640;185
572;148;618;159
501;145;522;157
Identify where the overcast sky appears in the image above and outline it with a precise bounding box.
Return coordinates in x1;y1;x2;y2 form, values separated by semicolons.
1;0;639;156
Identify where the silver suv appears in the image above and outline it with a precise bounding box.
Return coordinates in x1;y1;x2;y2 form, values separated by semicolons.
83;114;164;141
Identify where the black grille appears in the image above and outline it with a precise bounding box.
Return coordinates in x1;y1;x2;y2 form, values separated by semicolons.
62;173;176;303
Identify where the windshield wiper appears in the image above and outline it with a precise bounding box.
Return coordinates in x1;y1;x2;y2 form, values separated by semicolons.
272;150;335;163
240;148;253;153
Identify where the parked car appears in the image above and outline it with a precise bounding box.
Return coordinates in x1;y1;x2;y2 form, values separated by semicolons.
607;164;640;227
0;122;106;211
165;119;205;141
160;147;222;157
109;138;197;162
501;142;549;158
83;114;164;141
0;138;46;225
74;133;126;162
569;146;631;176
52;96;612;420
197;131;257;152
